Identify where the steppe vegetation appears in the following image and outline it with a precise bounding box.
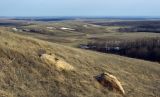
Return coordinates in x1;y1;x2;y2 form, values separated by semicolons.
0;18;160;97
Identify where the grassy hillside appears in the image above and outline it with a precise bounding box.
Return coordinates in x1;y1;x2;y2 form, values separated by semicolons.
0;28;160;97
5;20;160;48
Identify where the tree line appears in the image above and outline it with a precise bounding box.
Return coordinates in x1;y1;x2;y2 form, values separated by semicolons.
80;38;160;62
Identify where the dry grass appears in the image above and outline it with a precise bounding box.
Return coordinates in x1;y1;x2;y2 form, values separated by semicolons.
10;21;160;48
0;29;160;97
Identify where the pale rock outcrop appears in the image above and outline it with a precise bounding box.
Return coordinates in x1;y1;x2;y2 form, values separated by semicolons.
40;54;74;71
95;72;125;95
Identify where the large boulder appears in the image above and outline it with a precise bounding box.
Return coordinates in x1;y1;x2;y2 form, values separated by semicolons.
40;54;74;71
95;72;125;95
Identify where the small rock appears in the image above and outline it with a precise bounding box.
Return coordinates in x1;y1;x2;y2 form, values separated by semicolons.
12;28;18;31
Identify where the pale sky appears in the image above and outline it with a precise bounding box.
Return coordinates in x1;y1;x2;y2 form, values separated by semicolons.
0;0;160;17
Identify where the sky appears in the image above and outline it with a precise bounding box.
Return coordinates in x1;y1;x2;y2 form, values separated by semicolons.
0;0;160;17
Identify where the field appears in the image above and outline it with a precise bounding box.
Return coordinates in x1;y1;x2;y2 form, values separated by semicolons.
0;18;160;97
3;18;160;61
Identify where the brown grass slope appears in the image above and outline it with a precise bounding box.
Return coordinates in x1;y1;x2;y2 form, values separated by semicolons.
0;30;160;97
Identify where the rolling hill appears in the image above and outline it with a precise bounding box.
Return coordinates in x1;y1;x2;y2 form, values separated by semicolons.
0;27;160;97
